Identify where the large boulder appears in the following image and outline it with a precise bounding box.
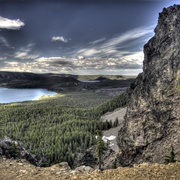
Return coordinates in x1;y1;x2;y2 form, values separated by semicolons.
0;136;38;165
117;5;180;166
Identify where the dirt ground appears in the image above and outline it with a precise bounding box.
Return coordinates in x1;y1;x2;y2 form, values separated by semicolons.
0;157;180;180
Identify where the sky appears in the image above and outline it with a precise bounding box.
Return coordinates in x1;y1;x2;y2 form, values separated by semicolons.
0;0;179;75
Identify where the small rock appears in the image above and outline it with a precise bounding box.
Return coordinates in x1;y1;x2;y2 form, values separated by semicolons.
74;165;94;173
18;163;23;166
56;171;61;175
58;162;71;170
19;170;28;174
71;176;78;179
70;170;77;175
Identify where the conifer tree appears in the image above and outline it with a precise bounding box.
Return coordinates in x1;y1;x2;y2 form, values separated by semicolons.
112;158;117;169
95;130;107;170
114;117;119;127
9;142;19;158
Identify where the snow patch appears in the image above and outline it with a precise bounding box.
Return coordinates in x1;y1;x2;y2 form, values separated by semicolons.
102;135;116;147
103;135;116;141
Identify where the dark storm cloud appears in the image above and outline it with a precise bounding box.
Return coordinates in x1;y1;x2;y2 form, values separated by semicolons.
39;57;75;67
50;60;73;67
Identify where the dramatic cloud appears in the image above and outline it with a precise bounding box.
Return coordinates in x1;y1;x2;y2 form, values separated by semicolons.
0;25;149;75
78;56;85;60
0;0;175;75
77;26;154;58
101;26;153;50
0;53;143;75
89;38;106;45
14;43;39;60
0;16;24;30
77;48;102;57
15;52;38;60
33;55;143;75
52;36;69;43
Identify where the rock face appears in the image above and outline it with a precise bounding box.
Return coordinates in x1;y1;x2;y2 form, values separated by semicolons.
0;136;38;165
74;145;117;170
117;5;180;166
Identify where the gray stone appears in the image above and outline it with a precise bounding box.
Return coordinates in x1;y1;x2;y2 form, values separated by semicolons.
117;5;180;166
59;162;71;170
0;136;38;166
76;165;93;172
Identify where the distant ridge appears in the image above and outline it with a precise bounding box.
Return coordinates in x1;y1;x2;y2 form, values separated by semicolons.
0;71;79;90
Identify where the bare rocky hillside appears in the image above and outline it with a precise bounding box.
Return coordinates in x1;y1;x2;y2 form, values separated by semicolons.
0;157;180;180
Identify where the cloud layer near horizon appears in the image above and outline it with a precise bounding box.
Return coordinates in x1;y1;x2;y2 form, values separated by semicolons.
0;25;152;75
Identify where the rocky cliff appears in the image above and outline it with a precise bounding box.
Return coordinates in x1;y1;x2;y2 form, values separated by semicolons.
117;5;180;166
0;137;38;166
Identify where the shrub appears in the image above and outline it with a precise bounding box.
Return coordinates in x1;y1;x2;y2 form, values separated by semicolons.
9;142;19;158
164;145;176;164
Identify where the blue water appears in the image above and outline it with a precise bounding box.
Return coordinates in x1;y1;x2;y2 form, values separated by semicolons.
80;80;100;83
0;87;56;103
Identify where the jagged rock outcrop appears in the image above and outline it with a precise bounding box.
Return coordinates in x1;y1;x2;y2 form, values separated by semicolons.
117;5;180;166
74;145;117;169
0;136;38;165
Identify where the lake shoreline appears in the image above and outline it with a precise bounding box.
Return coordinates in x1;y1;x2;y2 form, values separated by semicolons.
0;87;57;104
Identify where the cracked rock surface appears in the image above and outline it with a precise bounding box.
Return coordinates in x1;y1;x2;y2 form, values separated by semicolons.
117;5;180;166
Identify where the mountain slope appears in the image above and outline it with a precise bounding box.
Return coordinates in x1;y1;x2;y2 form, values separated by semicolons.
0;71;79;90
117;5;180;166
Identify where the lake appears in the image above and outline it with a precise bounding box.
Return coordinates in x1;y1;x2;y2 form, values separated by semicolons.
80;80;100;83
0;87;57;104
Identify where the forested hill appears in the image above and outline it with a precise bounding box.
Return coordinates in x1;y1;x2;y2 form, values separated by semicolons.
0;71;135;92
0;70;135;167
0;71;79;90
0;91;127;167
0;71;43;80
